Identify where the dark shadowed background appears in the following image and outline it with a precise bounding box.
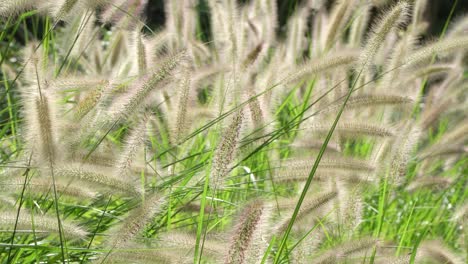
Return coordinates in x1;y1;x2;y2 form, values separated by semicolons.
145;0;468;39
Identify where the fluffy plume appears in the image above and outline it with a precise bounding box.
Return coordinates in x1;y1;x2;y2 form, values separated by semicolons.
0;177;97;198
323;93;414;113
107;194;165;249
406;176;453;192
54;163;142;196
274;191;337;234
290;139;341;152
417;240;465;264
34;95;58;164
349;3;370;45
304;122;395;137
387;124;420;184
39;0;82;21
73;81;109;120
403;36;468;67
100;0;148;29
272;166;373;184
159;232;225;259
0;0;36;17
22;86;61;166
0;210;88;240
283;51;358;84
359;1;410;67
375;255;411;264
108;51;185;121
278;157;376;173
103;249;178;264
312;237;379;263
210;109;244;189
225;200;270;264
115;115;149;179
172;69;191;144
324;0;355;49
135;28;148;75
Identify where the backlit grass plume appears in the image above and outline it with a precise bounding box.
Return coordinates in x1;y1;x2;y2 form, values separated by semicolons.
225;200;270;264
0;210;88;240
210;109;244;190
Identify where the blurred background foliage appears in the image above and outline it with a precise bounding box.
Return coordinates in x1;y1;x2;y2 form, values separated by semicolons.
144;0;468;39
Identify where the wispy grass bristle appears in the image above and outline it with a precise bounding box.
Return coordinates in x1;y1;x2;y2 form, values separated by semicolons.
274;191;337;234
225;200;269;264
359;1;410;67
406;176;453;192
210;109;244;190
0;210;88;240
304;122;395;137
323;93;414;113
107;194;165;249
54;163;142;196
115;115;149;179
284;51;358;84
312;237;379;264
417;240;465;264
403;36;468;67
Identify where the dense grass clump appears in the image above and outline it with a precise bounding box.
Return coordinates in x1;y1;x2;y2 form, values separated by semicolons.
0;0;467;263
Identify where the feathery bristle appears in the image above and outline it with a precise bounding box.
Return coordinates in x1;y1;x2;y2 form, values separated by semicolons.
417;240;465;264
103;240;191;263
284;51;358;84
403;36;468;67
54;163;142;196
290;139;341;152
0;210;88;239
74;83;108;120
1;177;97;198
324;0;355;49
244;203;272;264
273;166;373;184
135;29;148;75
107;194;165;249
159;232;225;259
0;0;36;17
375;255;411;264
312;237;379;263
52;78;109;92
304;122;395;137
323;93;414;113
109;51;185;121
115;116;149;179
225;200;268;264
388;124;420;184
33;93;59;164
406;176;453;192
419;99;452;129
173;70;191;144
246;89;265;132
274;191;337;234
359;1;410;67
210;109;244;190
41;0;80;21
100;0;148;29
439;122;468;145
278;157;376;173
